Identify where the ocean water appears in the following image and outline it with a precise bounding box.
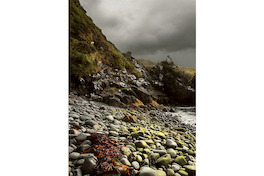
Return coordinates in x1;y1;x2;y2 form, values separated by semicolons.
168;107;196;127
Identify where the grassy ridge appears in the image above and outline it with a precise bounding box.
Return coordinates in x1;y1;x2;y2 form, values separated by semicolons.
137;58;195;81
70;0;134;83
136;58;157;69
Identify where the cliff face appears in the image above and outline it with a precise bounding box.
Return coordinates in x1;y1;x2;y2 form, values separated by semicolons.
70;0;195;107
70;0;134;91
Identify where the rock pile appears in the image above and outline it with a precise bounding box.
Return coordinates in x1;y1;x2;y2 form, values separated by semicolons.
69;93;196;176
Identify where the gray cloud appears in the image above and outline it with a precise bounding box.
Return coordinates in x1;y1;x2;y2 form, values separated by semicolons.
80;0;195;68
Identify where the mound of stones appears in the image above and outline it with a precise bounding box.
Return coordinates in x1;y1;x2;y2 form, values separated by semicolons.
69;93;196;176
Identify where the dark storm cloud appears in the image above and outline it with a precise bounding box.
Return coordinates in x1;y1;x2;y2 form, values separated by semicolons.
79;0;195;68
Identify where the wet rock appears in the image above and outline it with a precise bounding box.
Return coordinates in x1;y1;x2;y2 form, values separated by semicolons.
175;156;187;166
76;159;85;165
137;155;143;163
153;150;167;156
80;115;94;121
120;158;131;166
123;114;137;123
167;148;177;158
109;131;119;137
131;131;144;138
167;169;175;176
126;145;136;152
104;96;122;107
85;120;97;126
131;86;153;104
121;147;131;156
69;146;74;153
75;168;82;176
156;131;166;139
156;170;166;176
183;165;196;176
172;163;181;172
132;161;140;170
150;153;160;162
156;154;172;167
139;116;147;121
166;139;177;148
69;152;80;160
81;155;98;174
106;115;114;121
139;167;157;176
135;141;148;148
80;144;90;152
76;133;90;141
143;158;149;165
178;170;188;176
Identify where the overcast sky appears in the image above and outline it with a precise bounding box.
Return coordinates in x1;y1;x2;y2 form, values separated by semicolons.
79;0;195;68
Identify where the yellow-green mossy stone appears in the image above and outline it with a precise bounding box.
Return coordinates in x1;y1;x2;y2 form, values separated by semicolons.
143;154;148;159
156;131;166;139
175;156;187;166
187;150;196;156
183;165;196;176
144;148;151;154
135;141;148;148
167;168;175;176
129;127;137;132
132;131;145;137
146;140;155;145
155;170;166;176
150;153;160;161
156;154;172;167
178;170;188;176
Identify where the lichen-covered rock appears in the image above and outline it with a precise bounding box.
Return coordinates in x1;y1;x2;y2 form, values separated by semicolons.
150;153;160;162
145;139;155;145
167;169;175;176
167;148;177;158
183;165;196;176
172;163;181;172
178;170;188;176
121;147;131;156
156;154;172;167
137;155;143;162
156;131;166;139
135;141;148;148
153;150;167;156
175;156;187;166
156;170;166;176
132;131;144;138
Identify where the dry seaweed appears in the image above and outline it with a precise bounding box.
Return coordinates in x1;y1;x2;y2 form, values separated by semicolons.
84;132;133;175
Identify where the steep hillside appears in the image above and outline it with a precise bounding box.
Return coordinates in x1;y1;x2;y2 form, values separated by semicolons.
70;0;195;106
70;0;134;87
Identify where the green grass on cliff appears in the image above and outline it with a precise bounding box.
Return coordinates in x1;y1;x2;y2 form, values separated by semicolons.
136;58;157;70
70;0;135;83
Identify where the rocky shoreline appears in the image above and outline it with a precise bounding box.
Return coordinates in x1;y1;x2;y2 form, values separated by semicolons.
69;93;196;176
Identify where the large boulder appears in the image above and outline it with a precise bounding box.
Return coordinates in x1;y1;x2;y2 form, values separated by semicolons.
131;86;153;104
103;95;123;107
